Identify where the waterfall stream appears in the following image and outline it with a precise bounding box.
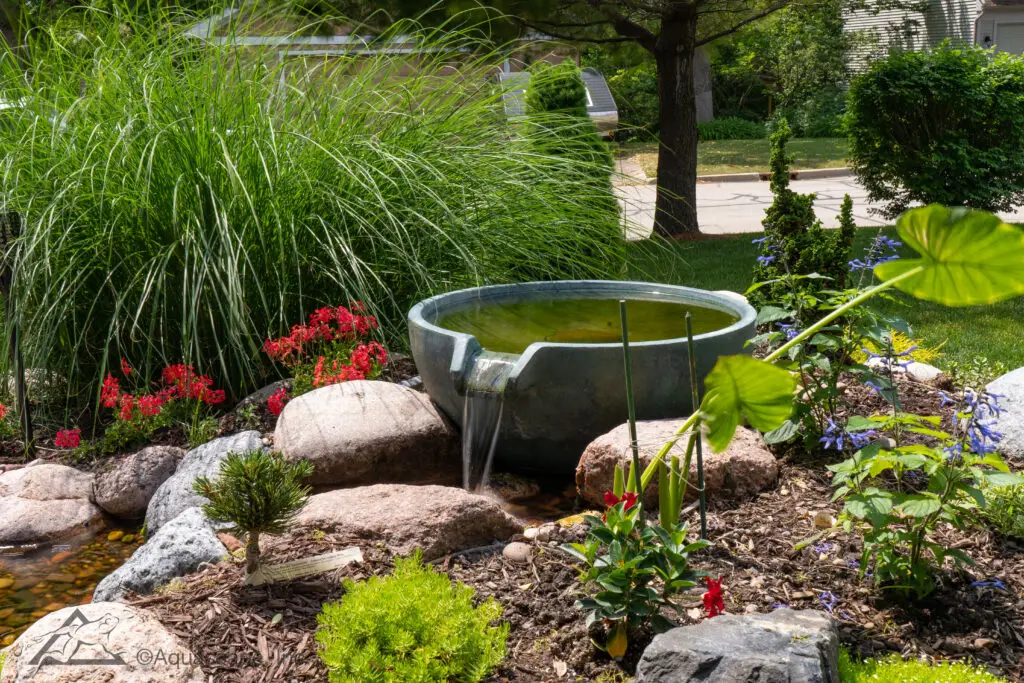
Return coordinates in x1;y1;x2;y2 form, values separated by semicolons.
461;351;517;491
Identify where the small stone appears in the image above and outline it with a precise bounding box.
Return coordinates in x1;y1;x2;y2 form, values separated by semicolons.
42;602;66;611
744;604;758;613
503;541;533;564
535;523;558;542
523;527;539;540
869;437;897;450
813;511;834;528
973;638;995;649
262;437;272;446
43;573;75;583
906;362;944;384
121;533;136;543
108;530;124;541
0;577;12;590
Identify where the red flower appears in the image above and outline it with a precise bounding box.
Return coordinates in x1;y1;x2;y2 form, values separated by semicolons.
55;427;81;449
267;387;289;416
703;576;725;618
101;374;122;408
603;490;638;511
0;403;7;421
119;394;138;421
120;358;133;376
138;394;164;417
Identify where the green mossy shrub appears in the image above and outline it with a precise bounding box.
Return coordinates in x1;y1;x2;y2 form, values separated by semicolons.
839;648;1008;682
317;553;508;683
606;63;659;140
979;484;1024;540
750;118;855;311
697;117;767;141
846;42;1024;218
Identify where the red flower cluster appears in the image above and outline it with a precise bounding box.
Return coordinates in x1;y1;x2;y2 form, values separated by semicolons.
101;362;225;423
0;403;7;421
55;427;81;449
311;342;388;388
603;490;638;511
703;576;725;618
263;304;379;366
267;387;289;416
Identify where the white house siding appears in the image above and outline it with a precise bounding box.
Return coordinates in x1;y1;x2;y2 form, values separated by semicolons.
843;0;984;70
978;6;1024;52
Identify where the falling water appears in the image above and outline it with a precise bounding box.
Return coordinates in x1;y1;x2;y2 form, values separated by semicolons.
461;351;517;491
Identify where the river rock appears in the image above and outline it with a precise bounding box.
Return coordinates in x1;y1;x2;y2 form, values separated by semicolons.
0;465;103;544
93;507;226;602
235;378;293;412
576;420;778;508
95;446;185;519
145;431;264;534
274;381;460;487
905;362;944;384
0;601;202;682
636;609;839;683
296;484;521;560
989;367;1024;460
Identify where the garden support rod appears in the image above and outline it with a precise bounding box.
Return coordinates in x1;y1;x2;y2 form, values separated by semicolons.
686;313;707;540
619;300;642;511
0;212;32;458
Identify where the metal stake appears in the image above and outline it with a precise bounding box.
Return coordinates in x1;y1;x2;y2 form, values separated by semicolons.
685;313;707;540
619;300;642;510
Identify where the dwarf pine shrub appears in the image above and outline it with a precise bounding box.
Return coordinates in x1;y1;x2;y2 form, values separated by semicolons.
317;553;507;683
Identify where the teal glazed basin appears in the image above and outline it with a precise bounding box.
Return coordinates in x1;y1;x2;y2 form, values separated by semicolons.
408;280;757;474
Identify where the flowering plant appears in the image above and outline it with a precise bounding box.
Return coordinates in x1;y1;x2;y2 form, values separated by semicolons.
702;576;724;617
562;488;709;658
94;360;226;453
55;427;82;449
263;303;388;398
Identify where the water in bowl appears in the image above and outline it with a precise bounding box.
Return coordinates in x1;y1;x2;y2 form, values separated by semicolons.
436;297;738;355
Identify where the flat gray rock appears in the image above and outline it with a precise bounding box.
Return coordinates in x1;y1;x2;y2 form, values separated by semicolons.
93;507;226;602
95;445;185;519
989;367;1024;460
145;431;264;534
636;609;839;683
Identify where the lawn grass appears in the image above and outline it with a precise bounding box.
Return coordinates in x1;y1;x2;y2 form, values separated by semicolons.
838;649;1008;682
619;138;848;178
629;227;1024;371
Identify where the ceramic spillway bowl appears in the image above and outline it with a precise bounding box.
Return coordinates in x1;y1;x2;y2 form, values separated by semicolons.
408;280;757;474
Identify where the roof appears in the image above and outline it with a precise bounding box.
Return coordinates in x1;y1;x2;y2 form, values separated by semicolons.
497;68;618;119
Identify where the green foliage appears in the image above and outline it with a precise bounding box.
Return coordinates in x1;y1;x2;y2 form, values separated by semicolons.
316;553;507;683
605;62;659;140
947;357;1009;391
846;42;1024;217
193;449;313;573
701;354;797;452
979;484;1024;540
697;117;766;142
187;417;220;449
0;3;626;403
876;205;1024;306
838;648;1009;683
750;119;856;306
562;500;708;656
526;60;588;118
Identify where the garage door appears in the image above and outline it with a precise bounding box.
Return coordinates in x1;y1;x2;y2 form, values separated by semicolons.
995;22;1024;54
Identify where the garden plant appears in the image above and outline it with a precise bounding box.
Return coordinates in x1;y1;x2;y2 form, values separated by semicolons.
193;449;314;574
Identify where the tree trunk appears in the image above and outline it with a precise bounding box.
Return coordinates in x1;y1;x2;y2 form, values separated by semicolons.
245;531;261;575
653;11;701;239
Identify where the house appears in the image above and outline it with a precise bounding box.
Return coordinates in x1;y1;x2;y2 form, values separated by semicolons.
844;0;1024;68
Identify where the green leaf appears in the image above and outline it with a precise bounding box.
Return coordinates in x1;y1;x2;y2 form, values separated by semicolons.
896;494;942;518
756;306;792;325
982;471;1024;488
763;419;800;445
700;355;797;453
875;205;1024;306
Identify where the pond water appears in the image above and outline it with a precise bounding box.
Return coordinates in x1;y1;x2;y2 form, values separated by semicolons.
437;297;738;355
0;525;141;646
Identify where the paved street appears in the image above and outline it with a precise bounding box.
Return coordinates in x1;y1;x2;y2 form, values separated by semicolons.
617;176;1024;238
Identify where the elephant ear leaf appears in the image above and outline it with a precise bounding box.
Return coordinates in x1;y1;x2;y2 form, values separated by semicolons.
700;355;797;453
875;204;1024;306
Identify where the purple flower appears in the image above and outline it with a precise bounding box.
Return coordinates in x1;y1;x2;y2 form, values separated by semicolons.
770;603;790;610
970;579;1007;591
777;321;799;341
812;542;837;554
851;234;903;272
819;591;839;613
757;254;776;265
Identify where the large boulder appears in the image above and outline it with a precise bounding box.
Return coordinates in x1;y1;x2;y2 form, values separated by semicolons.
989;367;1024;460
95;446;185;519
0;602;202;682
0;464;103;544
636;609;839;683
296;484;522;560
94;507;226;602
274;381;460;487
576;420;778;508
145;431;264;534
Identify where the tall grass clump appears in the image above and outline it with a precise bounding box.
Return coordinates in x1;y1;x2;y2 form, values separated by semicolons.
0;3;624;404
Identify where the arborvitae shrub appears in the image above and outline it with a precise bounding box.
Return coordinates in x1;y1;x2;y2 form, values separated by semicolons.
316;553;508;683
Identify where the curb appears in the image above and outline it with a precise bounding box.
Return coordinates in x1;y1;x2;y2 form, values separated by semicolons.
642;167;852;185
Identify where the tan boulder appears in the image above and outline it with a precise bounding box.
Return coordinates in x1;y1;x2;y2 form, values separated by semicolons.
0;463;94;500
0;602;202;682
0;464;103;544
296;484;522;560
274;381;460;486
576;420;778;508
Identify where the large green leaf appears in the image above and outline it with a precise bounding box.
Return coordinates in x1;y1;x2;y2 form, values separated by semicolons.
700;355;797;453
875;204;1024;306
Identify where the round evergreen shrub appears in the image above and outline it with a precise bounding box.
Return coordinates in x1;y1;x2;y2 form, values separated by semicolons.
846;43;1024;217
316;553;508;683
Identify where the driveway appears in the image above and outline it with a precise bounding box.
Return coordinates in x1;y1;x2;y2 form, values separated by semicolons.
617;176;1024;238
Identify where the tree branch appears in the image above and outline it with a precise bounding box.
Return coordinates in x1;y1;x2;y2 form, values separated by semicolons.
695;2;790;46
